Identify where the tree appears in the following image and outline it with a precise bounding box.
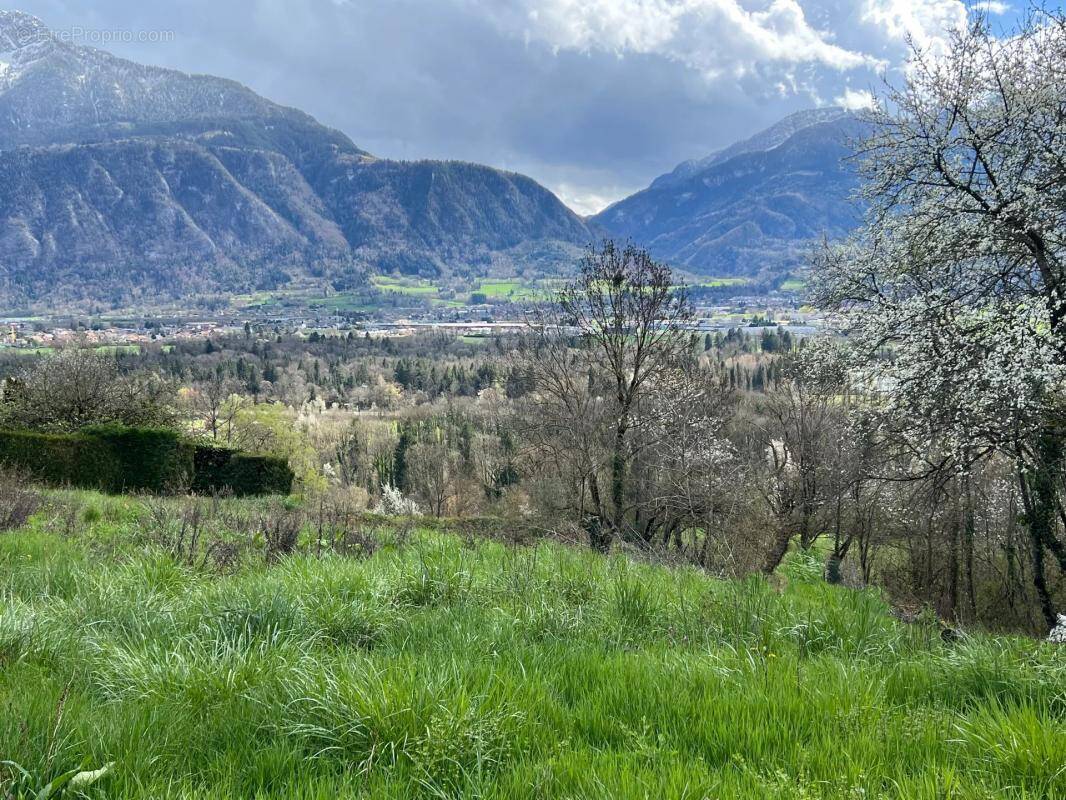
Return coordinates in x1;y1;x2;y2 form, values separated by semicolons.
185;371;243;442
631;370;735;556
1;348;174;432
519;240;704;550
813;11;1066;629
740;343;862;576
408;440;462;517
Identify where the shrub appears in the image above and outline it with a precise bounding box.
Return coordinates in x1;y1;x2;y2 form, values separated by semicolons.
191;445;294;497
0;427;290;496
0;469;40;532
258;503;303;561
1;348;174;432
0;428;122;491
0;425;190;493
0;425;193;493
374;483;421;516
80;424;193;492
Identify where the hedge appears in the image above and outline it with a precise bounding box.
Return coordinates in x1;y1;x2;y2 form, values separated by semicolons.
191;445;294;497
0;426;293;496
0;429;124;492
82;424;194;493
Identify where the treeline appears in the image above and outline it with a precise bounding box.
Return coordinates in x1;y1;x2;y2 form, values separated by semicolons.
0;305;1060;633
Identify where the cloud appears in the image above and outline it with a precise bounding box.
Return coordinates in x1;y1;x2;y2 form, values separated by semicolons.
553;182;643;215
860;0;969;49
484;0;880;85
12;0;990;212
834;87;874;110
972;1;1010;14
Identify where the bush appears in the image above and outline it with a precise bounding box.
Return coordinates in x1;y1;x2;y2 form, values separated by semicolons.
373;483;421;516
192;445;294;497
1;348;174;432
0;469;40;531
0;427;291;496
0;428;122;491
80;424;193;492
0;424;192;493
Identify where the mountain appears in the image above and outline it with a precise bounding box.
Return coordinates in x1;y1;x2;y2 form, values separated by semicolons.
593;108;865;280
0;11;592;308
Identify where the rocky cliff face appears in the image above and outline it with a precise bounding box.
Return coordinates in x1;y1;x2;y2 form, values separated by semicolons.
0;11;592;308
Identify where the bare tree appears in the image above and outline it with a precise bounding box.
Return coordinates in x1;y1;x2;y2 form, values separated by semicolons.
408;440;462;517
1;348;174;432
744;350;853;574
518;240;708;550
185;371;243;442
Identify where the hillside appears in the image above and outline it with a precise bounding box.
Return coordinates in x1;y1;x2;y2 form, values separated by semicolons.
1;487;1062;799
0;11;592;308
594;109;865;280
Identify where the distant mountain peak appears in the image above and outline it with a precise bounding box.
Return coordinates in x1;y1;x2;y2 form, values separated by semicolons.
0;10;51;53
0;12;346;153
594;109;865;279
0;10;591;309
650;106;852;191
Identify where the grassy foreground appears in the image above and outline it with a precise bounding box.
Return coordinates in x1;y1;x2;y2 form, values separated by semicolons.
1;492;1064;799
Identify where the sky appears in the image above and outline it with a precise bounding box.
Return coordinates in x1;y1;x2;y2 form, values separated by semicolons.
13;1;1023;214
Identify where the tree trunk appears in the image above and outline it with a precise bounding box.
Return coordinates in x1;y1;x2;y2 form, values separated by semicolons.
945;495;959;623
584;514;611;553
761;524;793;575
1017;447;1058;632
587;477;610;552
825;537;853;585
610;424;628;538
962;474;977;621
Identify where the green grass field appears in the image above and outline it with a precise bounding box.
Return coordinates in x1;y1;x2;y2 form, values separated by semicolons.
0;346;55;356
1;490;1063;799
0;344;141;357
472;281;541;301
694;278;752;288
92;345;142;356
371;276;441;297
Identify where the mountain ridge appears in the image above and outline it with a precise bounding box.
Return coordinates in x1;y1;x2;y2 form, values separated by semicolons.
594;109;865;280
0;10;593;309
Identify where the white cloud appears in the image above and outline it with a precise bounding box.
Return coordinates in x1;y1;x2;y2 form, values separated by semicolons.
484;1;881;85
861;0;969;49
972;1;1010;14
14;0;999;207
834;87;874;110
476;1;982;102
552;181;636;215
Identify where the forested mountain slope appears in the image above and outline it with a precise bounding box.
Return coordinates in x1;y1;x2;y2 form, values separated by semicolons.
594;109;865;279
0;11;592;307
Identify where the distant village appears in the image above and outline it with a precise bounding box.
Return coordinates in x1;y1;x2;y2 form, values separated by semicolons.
0;289;824;351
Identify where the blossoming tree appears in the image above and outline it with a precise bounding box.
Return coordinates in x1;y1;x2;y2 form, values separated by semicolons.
813;11;1066;630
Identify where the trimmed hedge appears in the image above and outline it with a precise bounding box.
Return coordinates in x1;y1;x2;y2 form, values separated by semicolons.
0;426;292;496
0;429;123;492
81;425;194;493
192;445;294;497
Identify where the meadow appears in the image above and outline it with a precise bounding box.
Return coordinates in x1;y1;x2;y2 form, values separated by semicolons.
370;277;548;305
0;489;1063;799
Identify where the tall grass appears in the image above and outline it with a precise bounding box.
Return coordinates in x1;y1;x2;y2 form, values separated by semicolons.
1;492;1063;798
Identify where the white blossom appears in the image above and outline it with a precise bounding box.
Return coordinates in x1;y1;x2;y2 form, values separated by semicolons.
373;483;421;517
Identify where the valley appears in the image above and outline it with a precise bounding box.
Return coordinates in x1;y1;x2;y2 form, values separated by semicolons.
1;6;1064;800
0;11;847;315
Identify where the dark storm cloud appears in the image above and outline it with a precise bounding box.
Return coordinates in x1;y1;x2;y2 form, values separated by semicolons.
11;0;994;213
